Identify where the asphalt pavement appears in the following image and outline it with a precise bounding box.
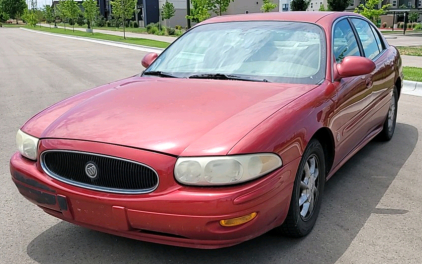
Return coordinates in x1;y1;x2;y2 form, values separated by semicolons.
1;28;421;264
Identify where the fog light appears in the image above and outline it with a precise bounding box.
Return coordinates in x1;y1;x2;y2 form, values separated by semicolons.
220;212;257;227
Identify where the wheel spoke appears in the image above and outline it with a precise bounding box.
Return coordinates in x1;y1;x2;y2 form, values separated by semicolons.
300;181;309;190
299;193;308;206
313;168;319;180
300;202;310;217
304;162;310;178
308;197;314;214
309;157;316;174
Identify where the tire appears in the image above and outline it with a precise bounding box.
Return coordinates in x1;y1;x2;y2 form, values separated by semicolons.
378;86;398;141
276;139;325;237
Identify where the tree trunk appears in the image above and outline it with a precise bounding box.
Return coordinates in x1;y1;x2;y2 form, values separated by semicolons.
123;14;126;39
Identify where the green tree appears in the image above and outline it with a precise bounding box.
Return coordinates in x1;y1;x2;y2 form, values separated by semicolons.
291;0;310;11
354;0;390;23
409;12;418;23
44;5;54;28
161;0;175;27
186;0;210;22
327;0;351;11
22;1;37;26
110;0;136;39
65;0;80;32
261;0;277;12
207;0;234;16
0;0;26;24
0;12;10;22
22;9;37;26
82;0;98;32
56;0;68;30
319;4;326;11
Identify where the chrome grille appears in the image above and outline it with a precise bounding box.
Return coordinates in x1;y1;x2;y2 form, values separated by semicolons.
41;151;158;194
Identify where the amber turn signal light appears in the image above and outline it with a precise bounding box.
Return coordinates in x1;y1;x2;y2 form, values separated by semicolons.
220;212;257;227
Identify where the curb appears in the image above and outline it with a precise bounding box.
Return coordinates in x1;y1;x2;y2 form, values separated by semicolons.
402;80;422;97
21;28;165;54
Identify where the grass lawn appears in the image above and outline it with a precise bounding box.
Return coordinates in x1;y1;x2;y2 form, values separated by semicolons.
396;46;422;56
49;23;149;34
403;67;422;82
24;26;170;49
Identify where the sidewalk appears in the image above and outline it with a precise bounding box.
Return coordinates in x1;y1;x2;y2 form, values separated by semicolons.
39;24;177;43
401;55;422;68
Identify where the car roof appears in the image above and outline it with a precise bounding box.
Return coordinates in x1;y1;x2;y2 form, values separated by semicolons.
200;12;360;25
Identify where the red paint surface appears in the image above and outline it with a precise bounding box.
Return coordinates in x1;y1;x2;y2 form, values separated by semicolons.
11;12;402;248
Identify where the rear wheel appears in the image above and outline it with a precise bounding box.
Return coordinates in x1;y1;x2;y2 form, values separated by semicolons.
276;139;325;237
378;86;398;141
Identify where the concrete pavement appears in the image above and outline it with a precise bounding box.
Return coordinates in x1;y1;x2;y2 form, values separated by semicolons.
1;28;422;264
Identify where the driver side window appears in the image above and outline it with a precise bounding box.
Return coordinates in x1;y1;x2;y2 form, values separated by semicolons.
333;19;361;63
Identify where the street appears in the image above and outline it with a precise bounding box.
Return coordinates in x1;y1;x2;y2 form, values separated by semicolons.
1;28;421;264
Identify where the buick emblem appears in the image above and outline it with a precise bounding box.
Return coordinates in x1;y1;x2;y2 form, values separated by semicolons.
85;162;98;179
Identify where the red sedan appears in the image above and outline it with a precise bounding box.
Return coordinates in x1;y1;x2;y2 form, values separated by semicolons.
11;12;402;249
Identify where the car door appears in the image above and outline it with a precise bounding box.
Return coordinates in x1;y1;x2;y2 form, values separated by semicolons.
350;18;394;134
329;18;375;166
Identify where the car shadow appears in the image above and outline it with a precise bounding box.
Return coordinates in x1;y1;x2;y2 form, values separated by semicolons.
27;123;418;264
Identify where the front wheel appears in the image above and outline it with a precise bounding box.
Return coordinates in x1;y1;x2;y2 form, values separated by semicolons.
378;86;398;141
276;139;325;237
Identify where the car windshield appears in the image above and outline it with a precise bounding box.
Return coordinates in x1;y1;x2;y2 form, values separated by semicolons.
144;21;326;84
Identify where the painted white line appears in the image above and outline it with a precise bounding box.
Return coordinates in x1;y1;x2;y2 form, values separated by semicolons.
21;28;164;53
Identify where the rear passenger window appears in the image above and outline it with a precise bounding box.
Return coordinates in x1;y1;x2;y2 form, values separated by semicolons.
370;26;384;52
351;19;381;60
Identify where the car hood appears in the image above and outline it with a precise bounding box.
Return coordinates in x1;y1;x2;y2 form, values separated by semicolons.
22;77;316;156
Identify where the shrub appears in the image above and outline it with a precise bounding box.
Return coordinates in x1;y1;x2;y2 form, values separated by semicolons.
69;18;75;26
95;15;106;27
76;15;85;26
149;26;159;34
407;23;412;29
175;25;182;30
167;27;176;35
133;21;139;28
146;23;154;31
414;23;422;30
398;22;404;28
106;20;111;27
382;22;387;28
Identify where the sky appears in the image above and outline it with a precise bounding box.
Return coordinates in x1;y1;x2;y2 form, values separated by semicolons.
34;0;50;8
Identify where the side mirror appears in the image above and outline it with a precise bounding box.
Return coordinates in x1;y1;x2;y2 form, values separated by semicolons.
336;56;376;80
142;52;158;68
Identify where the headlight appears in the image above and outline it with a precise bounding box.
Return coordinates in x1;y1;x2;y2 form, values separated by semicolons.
16;129;39;160
174;154;282;186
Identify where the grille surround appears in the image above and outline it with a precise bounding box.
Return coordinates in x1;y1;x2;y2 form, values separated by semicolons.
40;150;159;194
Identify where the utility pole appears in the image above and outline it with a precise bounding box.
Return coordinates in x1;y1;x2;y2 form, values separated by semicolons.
186;0;191;29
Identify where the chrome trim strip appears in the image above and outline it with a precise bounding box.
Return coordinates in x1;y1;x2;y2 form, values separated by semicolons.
40;150;159;195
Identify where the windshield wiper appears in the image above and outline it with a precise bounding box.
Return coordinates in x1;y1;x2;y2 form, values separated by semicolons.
188;73;269;82
143;71;178;78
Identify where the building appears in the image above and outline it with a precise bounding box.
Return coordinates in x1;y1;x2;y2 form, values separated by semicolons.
157;0;279;27
97;0;160;26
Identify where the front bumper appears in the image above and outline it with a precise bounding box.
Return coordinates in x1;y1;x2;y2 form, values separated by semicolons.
10;139;299;249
